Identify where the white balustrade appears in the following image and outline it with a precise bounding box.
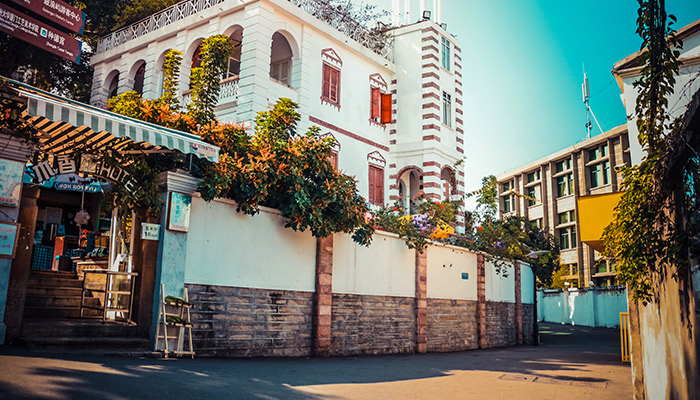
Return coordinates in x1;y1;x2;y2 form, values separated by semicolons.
97;0;393;62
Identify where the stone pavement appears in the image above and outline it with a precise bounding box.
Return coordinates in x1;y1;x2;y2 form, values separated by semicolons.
0;322;631;399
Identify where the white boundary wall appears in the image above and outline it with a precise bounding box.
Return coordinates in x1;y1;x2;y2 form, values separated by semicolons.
184;197;317;292
537;287;628;328
183;198;533;304
485;260;515;303
332;232;415;297
520;263;535;304
426;245;477;300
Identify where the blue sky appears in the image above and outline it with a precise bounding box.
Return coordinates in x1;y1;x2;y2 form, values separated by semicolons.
376;0;700;209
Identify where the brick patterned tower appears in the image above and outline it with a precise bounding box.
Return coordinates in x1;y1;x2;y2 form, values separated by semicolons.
390;20;465;228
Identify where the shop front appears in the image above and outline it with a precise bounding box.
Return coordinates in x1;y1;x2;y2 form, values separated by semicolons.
0;79;219;346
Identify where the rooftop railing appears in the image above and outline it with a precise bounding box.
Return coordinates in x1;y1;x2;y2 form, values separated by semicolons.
96;0;393;62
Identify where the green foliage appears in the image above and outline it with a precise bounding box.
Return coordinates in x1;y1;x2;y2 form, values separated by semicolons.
188;35;233;126
468;175;498;219
475;216;559;284
369;195;462;252
159;50;183;110
0;78;41;144
95;148;165;217
198;99;370;240
107;91;144;119
603;0;686;304
550;265;574;289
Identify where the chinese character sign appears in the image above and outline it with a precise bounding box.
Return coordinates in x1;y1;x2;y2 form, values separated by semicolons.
141;223;160;241
0;3;82;63
0;222;20;259
10;0;86;34
31;159;56;183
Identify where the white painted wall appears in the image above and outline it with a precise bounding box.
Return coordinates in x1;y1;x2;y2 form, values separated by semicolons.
426;245;477;300
485;260;515;302
537;287;628;328
332;231;415;297
520;262;534;304
184;196;317;291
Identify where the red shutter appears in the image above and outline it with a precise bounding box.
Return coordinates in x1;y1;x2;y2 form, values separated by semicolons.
370;87;380;119
380;93;392;124
322;64;330;99
377;167;384;205
368;166;375;205
368;165;384;205
330;68;340;104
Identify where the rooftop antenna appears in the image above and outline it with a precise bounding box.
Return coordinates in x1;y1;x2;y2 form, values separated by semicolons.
582;65;604;139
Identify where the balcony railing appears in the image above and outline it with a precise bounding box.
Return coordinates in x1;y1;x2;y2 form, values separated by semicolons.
97;0;393;62
182;77;239;108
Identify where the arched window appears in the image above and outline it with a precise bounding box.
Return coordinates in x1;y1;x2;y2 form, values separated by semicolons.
227;29;243;79
189;43;203;88
107;72;119;98
270;32;292;85
441;167;457;198
133;62;146;95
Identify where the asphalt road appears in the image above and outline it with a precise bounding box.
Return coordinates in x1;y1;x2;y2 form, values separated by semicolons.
0;323;632;400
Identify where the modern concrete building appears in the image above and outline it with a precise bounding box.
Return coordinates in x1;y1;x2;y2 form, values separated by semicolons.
496;124;630;287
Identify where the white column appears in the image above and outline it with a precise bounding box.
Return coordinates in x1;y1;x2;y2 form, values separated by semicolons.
419;0;425;19
392;0;399;26
142;42;159;100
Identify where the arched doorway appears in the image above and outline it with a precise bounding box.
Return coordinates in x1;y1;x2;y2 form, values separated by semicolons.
270;32;293;85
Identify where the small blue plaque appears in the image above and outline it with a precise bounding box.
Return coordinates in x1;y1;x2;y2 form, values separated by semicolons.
462;272;469;280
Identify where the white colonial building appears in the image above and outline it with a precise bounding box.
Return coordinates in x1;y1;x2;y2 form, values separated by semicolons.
88;0;465;221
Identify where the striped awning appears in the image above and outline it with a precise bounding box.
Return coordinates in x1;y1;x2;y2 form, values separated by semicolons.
8;79;219;162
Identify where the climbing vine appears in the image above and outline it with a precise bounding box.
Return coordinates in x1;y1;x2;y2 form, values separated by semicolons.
187;35;233;127
602;0;691;303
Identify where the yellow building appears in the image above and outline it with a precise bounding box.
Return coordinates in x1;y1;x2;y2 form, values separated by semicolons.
497;125;629;287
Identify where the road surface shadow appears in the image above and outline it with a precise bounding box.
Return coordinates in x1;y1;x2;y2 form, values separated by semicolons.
0;323;626;399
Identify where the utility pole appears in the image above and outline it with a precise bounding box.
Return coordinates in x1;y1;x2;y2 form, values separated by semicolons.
582;71;592;139
582;68;603;138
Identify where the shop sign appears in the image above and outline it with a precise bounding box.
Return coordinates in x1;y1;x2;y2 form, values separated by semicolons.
29;155;139;197
191;142;218;160
141;223;160;241
79;155;139;196
0;158;24;207
0;222;21;259
54;181;101;193
9;0;86;34
0;3;82;63
167;192;191;232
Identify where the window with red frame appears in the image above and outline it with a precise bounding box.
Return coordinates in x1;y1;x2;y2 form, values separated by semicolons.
322;63;340;106
368;165;384;205
370;87;380;120
370;87;392;124
330;151;339;170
